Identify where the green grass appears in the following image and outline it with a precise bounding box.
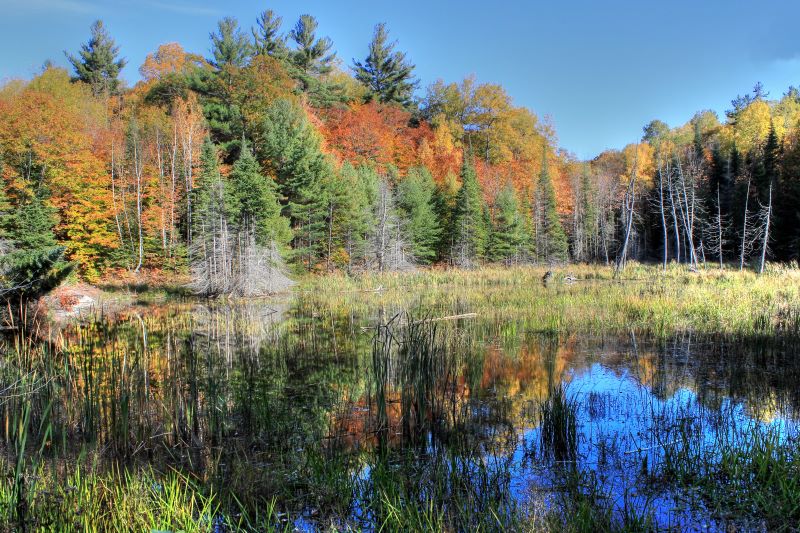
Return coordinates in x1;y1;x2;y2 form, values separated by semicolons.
298;262;800;339
4;263;800;531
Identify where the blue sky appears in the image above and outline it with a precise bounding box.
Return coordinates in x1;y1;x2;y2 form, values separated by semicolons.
1;0;799;159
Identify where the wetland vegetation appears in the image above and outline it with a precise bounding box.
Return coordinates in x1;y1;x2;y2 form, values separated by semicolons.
3;265;800;531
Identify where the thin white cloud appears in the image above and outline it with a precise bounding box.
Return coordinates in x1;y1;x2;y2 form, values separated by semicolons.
0;0;95;13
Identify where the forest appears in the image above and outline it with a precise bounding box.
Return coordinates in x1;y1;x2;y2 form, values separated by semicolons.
6;7;800;532
2;8;798;299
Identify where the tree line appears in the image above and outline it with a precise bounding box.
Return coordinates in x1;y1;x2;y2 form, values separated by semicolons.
1;9;799;299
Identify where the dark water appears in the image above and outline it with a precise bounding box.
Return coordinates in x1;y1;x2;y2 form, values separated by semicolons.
3;295;799;531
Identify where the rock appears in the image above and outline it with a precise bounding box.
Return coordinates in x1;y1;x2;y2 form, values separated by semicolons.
42;283;102;322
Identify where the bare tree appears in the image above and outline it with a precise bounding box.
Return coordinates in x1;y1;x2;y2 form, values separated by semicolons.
366;178;415;272
656;159;669;270
739;176;758;271
758;181;773;274
703;184;730;269
614;148;639;275
190;178;293;297
673;150;704;270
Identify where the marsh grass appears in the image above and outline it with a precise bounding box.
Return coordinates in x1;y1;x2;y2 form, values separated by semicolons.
539;383;579;463
4;265;800;530
301;263;800;339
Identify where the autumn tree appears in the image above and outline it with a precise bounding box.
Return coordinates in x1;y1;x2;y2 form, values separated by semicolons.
0;68;117;278
352;23;417;108
65;20;127;96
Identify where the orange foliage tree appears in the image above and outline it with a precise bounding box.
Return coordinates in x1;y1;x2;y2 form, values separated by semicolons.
320;102;430;174
0;68;117;278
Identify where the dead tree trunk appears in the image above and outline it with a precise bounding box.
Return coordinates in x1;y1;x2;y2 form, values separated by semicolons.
759;181;772;274
658;163;668;271
740;177;751;271
615;159;638;276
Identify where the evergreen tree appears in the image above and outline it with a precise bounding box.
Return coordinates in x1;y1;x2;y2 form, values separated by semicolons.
396;166;441;263
489;184;527;264
535;144;568;263
0;164;14;244
573;163;597;261
287;15;344;107
190;18;252;159
191;139;293;295
761;121;781;203
451;152;488;266
289;15;335;78
192;138;233;240
209;17;252;70
1;181;71;300
780;132;800;259
259;99;335;267
65;20;127;96
343;164;381;269
322;164;359;270
191;139;234;295
252;10;287;58
432;171;460;261
352;23;417;108
228;141;291;246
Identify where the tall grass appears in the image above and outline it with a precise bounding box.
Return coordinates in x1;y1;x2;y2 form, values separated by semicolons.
539;383;578;463
300;263;800;339
3;264;800;530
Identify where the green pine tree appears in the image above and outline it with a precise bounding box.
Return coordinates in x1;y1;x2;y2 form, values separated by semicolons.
209;17;252;69
535;144;568;263
259;99;336;267
489;184;527;264
433;171;459;261
318;163;376;271
451;152;488;266
287;15;345;107
289;15;335;79
574;163;598;261
188;17;254;159
0;166;14;244
192;138;234;240
228;141;291;247
1;182;72;300
396;167;441;263
65;20;127;96
352;23;417;108
252;10;288;58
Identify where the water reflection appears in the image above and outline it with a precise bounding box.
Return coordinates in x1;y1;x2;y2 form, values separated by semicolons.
3;297;799;530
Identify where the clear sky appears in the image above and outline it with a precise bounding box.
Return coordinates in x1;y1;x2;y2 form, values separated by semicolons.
1;0;799;159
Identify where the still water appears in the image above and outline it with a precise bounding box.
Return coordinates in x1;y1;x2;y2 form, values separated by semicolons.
4;290;799;531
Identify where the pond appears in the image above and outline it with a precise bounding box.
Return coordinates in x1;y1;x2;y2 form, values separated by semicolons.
2;278;800;531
